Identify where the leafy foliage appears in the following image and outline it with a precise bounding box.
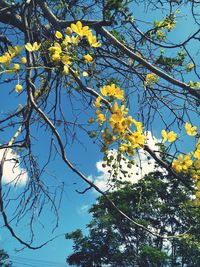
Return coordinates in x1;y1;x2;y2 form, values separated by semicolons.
66;172;200;266
0;250;12;267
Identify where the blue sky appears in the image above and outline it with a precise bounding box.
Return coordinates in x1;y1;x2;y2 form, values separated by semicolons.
0;2;200;266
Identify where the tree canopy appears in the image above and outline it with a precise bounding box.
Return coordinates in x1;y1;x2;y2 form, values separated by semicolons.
0;249;12;267
0;0;200;248
66;172;200;266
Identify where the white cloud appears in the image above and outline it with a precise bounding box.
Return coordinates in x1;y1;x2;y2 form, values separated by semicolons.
0;148;28;186
77;204;90;215
92;131;166;192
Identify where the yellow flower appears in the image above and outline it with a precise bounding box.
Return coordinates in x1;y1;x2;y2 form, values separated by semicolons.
186;63;194;72
83;54;93;62
66;27;72;35
61;55;72;65
87;33;101;47
48;43;62;54
145;73;159;87
125;116;134;127
126;132;146;148
21;57;27;64
82;71;88;77
194;150;200;160
8;45;23;56
25;42;41;52
161;130;177;142
133;119;143;133
94;96;102;107
172;153;193;173
55;31;63;39
185;122;197;136
63;65;69;75
71;21;91;37
13;63;20;71
51;52;61;61
100;84;124;100
15;84;22;93
119;144;129;153
63;36;80;46
97;113;105;124
0;53;12;67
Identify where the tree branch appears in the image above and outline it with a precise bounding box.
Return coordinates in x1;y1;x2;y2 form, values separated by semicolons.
97;27;200;100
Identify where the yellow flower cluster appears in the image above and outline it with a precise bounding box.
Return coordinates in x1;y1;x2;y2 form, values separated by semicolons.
0;45;26;92
71;21;101;47
161;130;177;142
25;42;41;52
95;109;105;124
172;154;193;173
154;14;176;32
100;84;124;100
47;21;100;76
94;96;102;108
145;73;159;87
153;13;177;40
83;54;93;62
0;45;23;67
185;122;197;136
48;42;72;65
172;134;200;204
109;102;132;133
56;21;101;48
91;84;145;158
162;16;176;32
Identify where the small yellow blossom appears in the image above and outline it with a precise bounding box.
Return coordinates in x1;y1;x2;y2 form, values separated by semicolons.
126;132;146;148
0;53;12;67
194;150;200;160
97;113;105;124
63;65;69;75
25;42;41;52
71;21;91;37
186;63;195;72
66;27;72;35
172;153;193;173
185;122;197;136
63;36;80;46
15;84;22;93
119;144;129;153
83;54;93;62
13;63;20;71
133;119;143;133
82;71;88;77
94;96;102;107
61;55;72;65
52;52;61;61
161;130;177;142
55;31;63;39
87;33;101;48
21;57;27;64
8;45;23;56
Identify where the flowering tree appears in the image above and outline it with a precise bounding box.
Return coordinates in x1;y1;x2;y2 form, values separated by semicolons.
0;0;200;248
